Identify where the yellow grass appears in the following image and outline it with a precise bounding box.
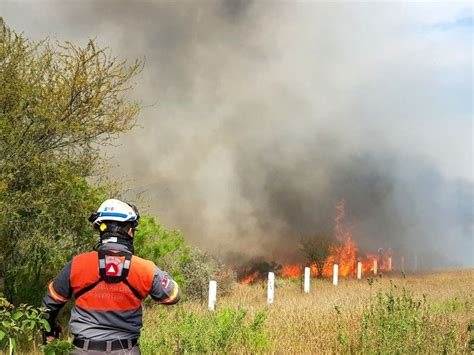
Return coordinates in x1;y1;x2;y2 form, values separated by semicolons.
143;269;473;353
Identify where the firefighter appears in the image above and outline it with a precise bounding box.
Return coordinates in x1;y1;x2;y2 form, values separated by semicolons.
41;199;181;354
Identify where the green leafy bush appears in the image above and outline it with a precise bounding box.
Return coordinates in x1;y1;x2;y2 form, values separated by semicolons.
141;306;269;353
0;18;140;304
0;296;49;354
42;339;75;355
135;215;236;300
179;248;236;301
134;215;191;289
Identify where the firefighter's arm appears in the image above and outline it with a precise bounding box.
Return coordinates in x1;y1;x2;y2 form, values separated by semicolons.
41;261;72;342
149;267;182;305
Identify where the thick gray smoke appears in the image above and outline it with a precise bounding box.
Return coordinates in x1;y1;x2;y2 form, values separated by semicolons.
2;1;472;268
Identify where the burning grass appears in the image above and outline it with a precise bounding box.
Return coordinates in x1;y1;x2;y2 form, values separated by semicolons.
238;200;396;284
142;269;473;353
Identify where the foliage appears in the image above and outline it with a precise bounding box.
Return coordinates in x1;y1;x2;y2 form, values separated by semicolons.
135;215;236;300
300;235;333;277
141;306;269;353
179;248;236;301
0;18;141;303
0;295;49;354
42;339;75;355
139;270;473;353
134;215;190;290
335;285;465;353
214;263;237;298
431;297;470;315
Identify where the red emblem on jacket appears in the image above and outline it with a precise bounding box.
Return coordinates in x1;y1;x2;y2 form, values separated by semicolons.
105;257;121;276
161;276;170;288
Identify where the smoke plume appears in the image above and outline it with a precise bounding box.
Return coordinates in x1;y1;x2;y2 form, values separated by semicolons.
1;0;472;268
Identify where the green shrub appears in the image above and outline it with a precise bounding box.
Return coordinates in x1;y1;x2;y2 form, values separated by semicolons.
0;19;140;305
135;216;236;300
179;248;236;301
0;296;49;354
141;306;269;353
431;297;470;315
42;339;75;355
336;285;466;353
134;215;190;289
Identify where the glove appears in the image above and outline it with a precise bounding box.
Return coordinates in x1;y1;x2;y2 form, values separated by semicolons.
42;324;62;344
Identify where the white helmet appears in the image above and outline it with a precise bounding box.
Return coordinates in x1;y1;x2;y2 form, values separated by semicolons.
89;199;140;226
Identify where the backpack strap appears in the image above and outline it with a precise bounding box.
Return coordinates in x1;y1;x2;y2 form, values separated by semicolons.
73;251;142;300
74;280;101;299
122;278;142;300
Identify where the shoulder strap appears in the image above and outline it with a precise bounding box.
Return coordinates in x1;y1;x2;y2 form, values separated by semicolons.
73;251;142;300
74;280;101;299
122;278;143;300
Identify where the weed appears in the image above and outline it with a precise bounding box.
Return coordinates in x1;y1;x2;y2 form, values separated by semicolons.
141;306;269;353
336;285;465;353
42;339;75;355
0;296;49;354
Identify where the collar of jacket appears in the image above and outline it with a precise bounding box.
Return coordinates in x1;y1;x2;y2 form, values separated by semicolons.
97;242;133;254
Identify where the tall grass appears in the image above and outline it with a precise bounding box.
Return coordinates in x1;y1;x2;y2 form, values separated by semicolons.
141;306;269;353
142;269;473;353
336;285;468;353
15;270;473;353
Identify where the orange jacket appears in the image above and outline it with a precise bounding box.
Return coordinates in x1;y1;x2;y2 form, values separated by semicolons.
42;243;181;341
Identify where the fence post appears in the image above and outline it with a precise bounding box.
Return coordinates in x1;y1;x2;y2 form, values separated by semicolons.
373;259;378;275
304;267;310;293
333;264;338;286
267;272;275;304
208;280;217;311
357;261;362;280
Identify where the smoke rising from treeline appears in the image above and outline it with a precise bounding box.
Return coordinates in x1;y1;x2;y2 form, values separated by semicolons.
1;0;472;268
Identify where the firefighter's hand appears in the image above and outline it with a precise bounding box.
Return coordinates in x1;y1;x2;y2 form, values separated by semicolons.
42;325;62;344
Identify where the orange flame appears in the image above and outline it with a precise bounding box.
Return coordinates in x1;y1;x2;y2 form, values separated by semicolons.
319;199;357;277
240;271;259;285
239;200;395;284
282;264;302;278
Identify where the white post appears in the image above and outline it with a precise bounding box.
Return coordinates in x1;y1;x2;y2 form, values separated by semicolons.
267;272;275;304
208;280;217;311
387;257;392;272
333;264;338;286
373;259;378;275
357;261;362;280
400;256;405;272
304;267;310;293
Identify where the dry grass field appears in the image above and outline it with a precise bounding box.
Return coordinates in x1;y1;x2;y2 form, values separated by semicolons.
141;269;474;353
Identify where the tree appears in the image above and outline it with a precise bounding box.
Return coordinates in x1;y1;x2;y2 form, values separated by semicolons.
300;236;333;278
134;215;236;300
0;18;142;303
134;215;190;289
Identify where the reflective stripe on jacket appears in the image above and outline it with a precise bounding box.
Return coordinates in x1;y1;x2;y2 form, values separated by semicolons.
42;243;181;341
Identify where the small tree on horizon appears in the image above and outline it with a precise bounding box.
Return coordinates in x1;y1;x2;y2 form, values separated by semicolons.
300;235;333;278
